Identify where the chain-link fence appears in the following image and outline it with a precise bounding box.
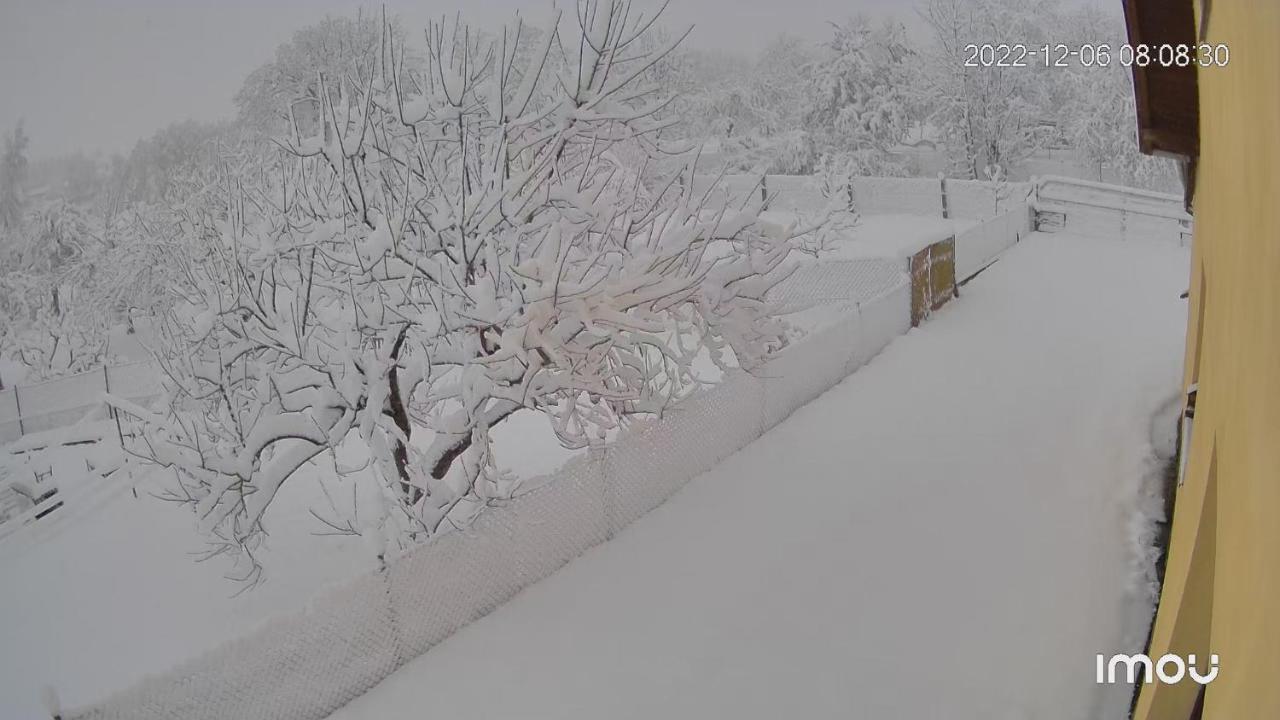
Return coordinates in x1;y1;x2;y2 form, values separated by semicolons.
58;276;911;720
1034;175;1192;245
60;204;1031;720
686;174;1031;221
956;205;1036;282
0;362;160;445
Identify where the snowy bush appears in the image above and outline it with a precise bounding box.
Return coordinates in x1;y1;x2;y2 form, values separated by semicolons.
120;1;825;580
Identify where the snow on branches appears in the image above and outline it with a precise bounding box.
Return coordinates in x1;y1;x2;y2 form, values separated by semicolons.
123;0;823;578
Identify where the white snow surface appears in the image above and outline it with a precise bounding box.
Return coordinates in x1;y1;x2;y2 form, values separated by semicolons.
326;232;1188;720
0;412;576;720
827;213;977;260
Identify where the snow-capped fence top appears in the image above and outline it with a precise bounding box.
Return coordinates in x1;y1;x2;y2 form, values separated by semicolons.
955;206;1036;282
0;173;1164;453
689;173;1032;221
58;202;1034;720
0;364;157;536
1033;175;1192;244
0;362;158;445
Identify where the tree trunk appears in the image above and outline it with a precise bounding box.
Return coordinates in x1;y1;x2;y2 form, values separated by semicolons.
385;329;421;506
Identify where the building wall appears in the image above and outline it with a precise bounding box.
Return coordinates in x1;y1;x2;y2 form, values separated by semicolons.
1133;2;1280;718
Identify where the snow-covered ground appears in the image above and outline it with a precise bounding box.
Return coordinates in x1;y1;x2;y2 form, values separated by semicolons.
0;223;1186;720
822;213;976;259
0;211;951;719
0;412;576;720
325;231;1189;720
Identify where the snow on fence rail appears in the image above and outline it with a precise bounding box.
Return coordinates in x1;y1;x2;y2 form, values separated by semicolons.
1033;175;1193;244
0;362;159;445
0;363;159;531
0;175;1027;450
689;174;1032;221
59;203;1035;720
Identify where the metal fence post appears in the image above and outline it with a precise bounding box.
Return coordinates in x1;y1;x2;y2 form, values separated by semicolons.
103;365;125;445
939;173;950;219
592;444;614;540
13;385;24;437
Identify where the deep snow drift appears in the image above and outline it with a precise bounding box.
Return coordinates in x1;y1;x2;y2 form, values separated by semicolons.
326;232;1189;720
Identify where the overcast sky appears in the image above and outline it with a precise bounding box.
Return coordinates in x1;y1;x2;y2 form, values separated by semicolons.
0;0;919;158
1;0;1110;158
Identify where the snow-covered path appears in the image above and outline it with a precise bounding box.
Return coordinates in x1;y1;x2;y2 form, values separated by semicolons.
328;232;1189;720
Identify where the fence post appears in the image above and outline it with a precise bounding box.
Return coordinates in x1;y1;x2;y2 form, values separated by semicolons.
1121;191;1130;241
760;174;768;206
14;385;24;437
103;366;125;445
587;442;615;540
939;173;950;219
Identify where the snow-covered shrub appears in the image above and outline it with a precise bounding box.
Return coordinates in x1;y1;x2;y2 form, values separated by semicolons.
718;129;818;175
122;0;824;579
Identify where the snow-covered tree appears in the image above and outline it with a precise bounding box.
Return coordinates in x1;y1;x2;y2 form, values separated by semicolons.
654;33;819;174
802;17;915;176
121;1;818;579
1056;8;1180;192
0;122;29;231
0;198;112;378
234;13;399;137
115;120;238;204
0;168;197;381
917;0;1058;178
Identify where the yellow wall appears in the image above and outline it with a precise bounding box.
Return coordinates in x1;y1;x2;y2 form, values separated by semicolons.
1133;2;1280;718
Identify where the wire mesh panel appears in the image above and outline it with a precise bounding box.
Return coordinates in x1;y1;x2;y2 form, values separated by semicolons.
851;283;912;373
761;316;861;430
605;371;767;530
1057;205;1188;243
763;175;838;215
945;180;1034;220
0;391;19;444
388;453;611;661
850;177;943;216
1122;213;1192;244
64;222;1035;720
946;180;999;220
997;183;1035;215
770;259;907;314
688;174;765;208
16;374;110;435
1035;176;1191;244
0;361;162;445
955;205;1033;282
72;571;400;720
106;362;162;405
